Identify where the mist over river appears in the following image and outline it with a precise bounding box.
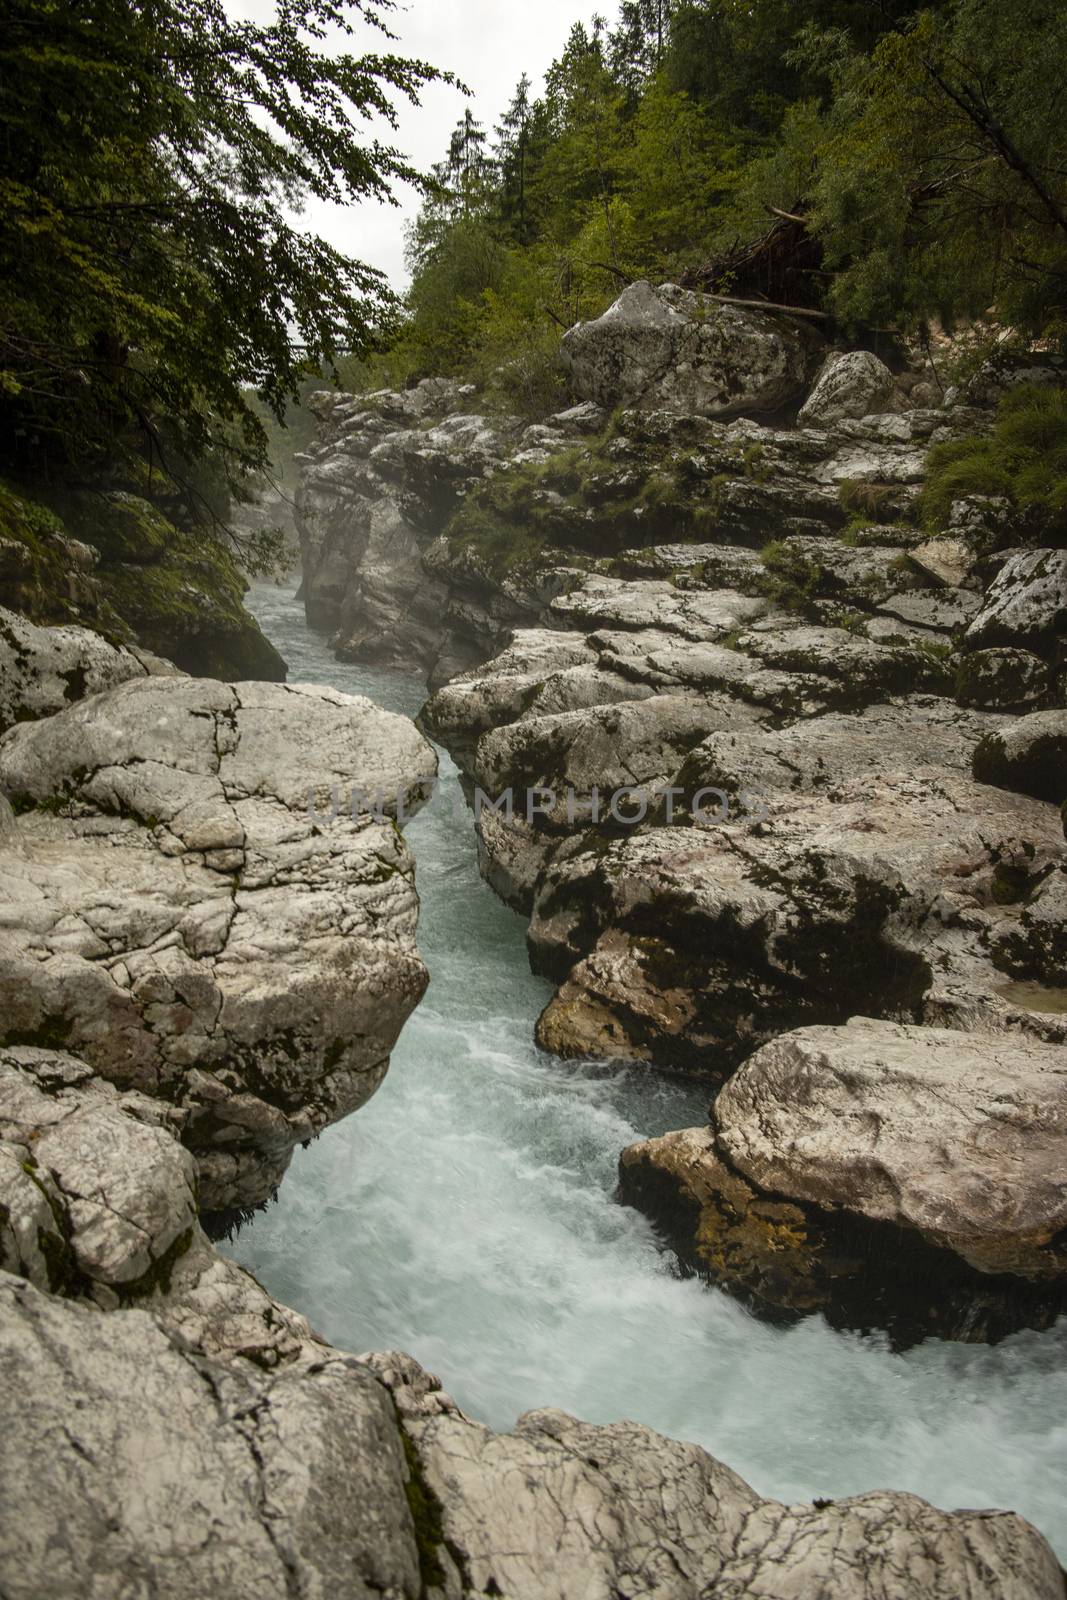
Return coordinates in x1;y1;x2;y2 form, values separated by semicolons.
229;581;1067;1558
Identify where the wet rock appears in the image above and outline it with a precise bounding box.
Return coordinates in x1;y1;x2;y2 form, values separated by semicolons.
716;1019;1067;1280
972;709;1067;805
561;281;814;418
3;1269;1060;1600
965;548;1067;663
798;350;894;427
619;1016;1067;1339
955;648;1051;710
529;768;1067;1074
0;677;436;1210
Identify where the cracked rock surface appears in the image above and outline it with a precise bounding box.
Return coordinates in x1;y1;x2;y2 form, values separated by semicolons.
372;1351;1064;1600
2;1260;1061;1600
0;676;437;1209
0;601;178;734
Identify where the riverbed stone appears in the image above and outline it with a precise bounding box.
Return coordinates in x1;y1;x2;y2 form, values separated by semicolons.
716;1019;1067;1280
375;1350;1064;1600
530;768;1067;1075
619;1018;1067;1341
0;676;436;1210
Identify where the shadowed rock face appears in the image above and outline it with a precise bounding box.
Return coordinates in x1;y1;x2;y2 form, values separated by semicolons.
618;1018;1067;1342
973;708;1067;808
0;676;437;1210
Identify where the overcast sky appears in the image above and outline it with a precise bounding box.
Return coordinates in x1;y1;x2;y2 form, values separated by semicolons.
285;1;610;288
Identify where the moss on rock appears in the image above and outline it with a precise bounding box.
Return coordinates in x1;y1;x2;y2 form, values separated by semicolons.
0;480;285;680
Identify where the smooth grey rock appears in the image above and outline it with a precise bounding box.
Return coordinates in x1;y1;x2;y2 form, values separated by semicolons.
561;281;813;418
0;677;436;1209
798;350;894;427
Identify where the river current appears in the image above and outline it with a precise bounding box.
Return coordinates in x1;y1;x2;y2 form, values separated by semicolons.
230;580;1067;1557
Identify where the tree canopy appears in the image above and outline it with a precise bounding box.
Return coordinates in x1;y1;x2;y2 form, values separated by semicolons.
0;0;447;498
386;0;1067;406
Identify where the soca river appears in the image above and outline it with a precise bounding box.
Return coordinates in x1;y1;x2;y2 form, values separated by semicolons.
230;581;1067;1558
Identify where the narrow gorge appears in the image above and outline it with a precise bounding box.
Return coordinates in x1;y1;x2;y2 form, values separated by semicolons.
7;0;1067;1588
4;270;1064;1596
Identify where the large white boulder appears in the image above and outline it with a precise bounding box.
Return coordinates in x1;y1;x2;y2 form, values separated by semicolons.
561;281;813;417
0;677;438;1210
716;1018;1067;1278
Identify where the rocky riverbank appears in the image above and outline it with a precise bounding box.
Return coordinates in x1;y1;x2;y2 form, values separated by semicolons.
299;282;1067;1345
1;283;1065;1596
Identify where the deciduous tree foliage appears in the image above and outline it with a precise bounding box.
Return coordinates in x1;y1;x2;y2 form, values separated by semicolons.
0;0;446;489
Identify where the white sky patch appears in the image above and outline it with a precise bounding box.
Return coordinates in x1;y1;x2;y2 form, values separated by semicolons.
234;0;609;289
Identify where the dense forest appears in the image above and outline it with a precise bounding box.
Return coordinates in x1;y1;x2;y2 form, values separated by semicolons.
383;0;1067;416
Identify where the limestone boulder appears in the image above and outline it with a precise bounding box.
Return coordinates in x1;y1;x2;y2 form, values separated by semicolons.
561;281;814;418
798;350;895;427
530;768;1067;1075
619;1018;1067;1340
0;1046;195;1301
965;548;1067;663
375;1350;1064;1600
0;603;167;733
973;709;1067;806
0;677;437;1210
0;1273;422;1600
955;647;1051;710
716;1019;1067;1280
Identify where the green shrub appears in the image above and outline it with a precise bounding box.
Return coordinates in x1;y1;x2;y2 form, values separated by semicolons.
921;384;1067;541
